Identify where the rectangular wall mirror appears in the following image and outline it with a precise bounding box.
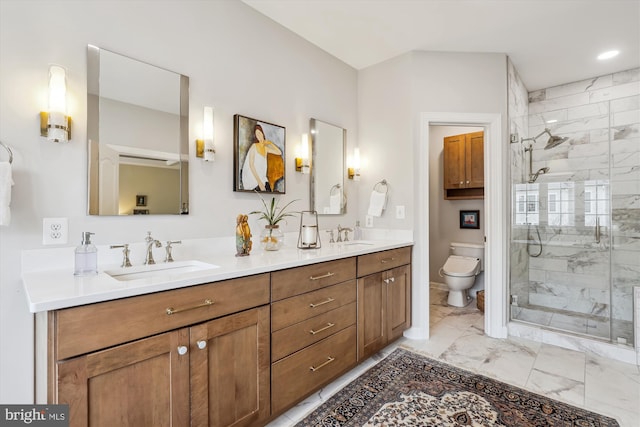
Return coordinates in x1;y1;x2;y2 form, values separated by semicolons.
87;45;189;215
310;119;346;215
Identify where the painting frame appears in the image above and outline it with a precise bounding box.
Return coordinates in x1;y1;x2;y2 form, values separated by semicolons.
460;210;480;229
136;195;147;206
233;114;286;193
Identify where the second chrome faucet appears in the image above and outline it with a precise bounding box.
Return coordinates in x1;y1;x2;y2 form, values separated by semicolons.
144;231;163;265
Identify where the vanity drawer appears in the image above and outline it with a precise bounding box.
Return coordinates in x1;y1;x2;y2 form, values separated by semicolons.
271;280;356;331
54;273;270;360
271;257;356;301
271;302;356;361
357;246;412;277
271;325;357;414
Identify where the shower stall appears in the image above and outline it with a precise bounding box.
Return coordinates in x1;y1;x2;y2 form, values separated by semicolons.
508;66;640;349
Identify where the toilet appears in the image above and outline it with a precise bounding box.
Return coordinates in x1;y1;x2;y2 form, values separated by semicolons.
439;242;485;307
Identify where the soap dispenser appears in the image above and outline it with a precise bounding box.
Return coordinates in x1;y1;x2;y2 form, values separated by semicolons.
74;232;97;276
354;220;363;241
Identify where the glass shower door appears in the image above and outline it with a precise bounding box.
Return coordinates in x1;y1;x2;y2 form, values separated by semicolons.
510;177;612;341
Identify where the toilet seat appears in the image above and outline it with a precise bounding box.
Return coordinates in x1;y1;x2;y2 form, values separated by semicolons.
441;255;480;277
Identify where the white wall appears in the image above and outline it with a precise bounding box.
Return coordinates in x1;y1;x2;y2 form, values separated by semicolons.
0;0;358;403
357;52;508;227
358;51;508;339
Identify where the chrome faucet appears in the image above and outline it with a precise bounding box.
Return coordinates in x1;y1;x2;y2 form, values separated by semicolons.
110;244;132;268
144;232;162;265
164;240;182;263
336;225;353;242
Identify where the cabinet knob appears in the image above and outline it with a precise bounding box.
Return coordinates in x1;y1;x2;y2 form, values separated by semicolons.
466;180;470;184
177;345;188;356
459;181;463;185
197;340;207;350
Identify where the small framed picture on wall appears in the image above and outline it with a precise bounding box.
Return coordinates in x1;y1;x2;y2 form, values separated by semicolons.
460;210;480;229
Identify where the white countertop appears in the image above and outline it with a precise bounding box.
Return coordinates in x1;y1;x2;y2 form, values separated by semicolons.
22;236;413;313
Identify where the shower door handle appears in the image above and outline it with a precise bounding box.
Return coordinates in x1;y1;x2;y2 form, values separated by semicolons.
595;217;600;244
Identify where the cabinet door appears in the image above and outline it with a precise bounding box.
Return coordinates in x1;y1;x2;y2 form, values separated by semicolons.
465;131;484;188
56;329;190;427
386;265;411;342
357;272;387;361
190;306;270;427
443;134;466;189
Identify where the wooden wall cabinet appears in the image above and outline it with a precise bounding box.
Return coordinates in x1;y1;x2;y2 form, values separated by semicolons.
49;274;271;427
357;247;412;361
443;131;484;199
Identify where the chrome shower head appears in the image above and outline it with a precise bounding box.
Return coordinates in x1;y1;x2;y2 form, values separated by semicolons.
523;128;569;150
544;133;569;150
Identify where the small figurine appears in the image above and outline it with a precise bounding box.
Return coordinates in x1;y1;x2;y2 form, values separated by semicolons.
235;214;252;257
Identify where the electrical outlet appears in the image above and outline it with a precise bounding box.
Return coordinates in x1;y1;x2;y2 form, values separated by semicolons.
396;205;405;219
43;218;68;245
365;215;373;228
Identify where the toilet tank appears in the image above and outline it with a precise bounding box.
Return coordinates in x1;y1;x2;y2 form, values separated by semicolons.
450;242;485;271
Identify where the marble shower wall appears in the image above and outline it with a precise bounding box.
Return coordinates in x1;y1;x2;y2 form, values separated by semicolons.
523;68;640;344
507;58;530;305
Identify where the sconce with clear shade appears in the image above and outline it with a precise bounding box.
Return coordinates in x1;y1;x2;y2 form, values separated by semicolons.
196;106;215;161
295;133;310;173
40;65;71;142
348;147;361;180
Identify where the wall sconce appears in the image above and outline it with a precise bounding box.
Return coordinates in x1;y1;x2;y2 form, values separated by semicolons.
295;133;310;174
348;147;361;180
40;65;71;142
196;106;215;161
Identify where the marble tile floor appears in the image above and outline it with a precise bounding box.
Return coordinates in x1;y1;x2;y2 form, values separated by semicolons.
267;288;640;427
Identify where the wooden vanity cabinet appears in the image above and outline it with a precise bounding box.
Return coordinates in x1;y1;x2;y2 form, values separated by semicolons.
48;273;271;427
270;258;358;415
357;247;412;361
443;131;484;199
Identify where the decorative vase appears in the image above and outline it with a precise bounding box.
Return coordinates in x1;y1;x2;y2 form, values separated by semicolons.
260;225;284;251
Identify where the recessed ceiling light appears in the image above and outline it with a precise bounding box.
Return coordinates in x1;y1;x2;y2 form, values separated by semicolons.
597;50;620;60
546;119;558;124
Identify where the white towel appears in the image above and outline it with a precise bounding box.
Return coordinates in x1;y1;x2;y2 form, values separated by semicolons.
0;162;13;226
329;192;342;214
367;189;386;217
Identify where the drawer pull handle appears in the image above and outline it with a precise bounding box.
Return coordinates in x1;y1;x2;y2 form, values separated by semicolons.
309;272;335;281
310;356;335;372
381;257;395;264
166;299;214;315
309;323;335;335
309;297;335;308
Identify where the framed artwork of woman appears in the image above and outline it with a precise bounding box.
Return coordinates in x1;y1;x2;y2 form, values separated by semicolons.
233;114;286;193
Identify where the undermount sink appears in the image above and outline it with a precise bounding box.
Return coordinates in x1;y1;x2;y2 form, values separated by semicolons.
105;260;219;282
342;241;374;246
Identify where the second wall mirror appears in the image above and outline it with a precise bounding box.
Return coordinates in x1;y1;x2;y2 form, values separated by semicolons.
310;119;346;215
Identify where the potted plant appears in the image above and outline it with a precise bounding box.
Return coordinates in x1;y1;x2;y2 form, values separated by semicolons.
250;194;298;251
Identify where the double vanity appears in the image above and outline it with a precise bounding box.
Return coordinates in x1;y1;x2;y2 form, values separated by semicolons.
23;238;412;427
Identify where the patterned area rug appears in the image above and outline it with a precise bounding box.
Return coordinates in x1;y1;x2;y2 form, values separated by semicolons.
295;347;619;426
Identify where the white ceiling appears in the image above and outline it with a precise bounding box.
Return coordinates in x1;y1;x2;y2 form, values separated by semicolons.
242;0;640;91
